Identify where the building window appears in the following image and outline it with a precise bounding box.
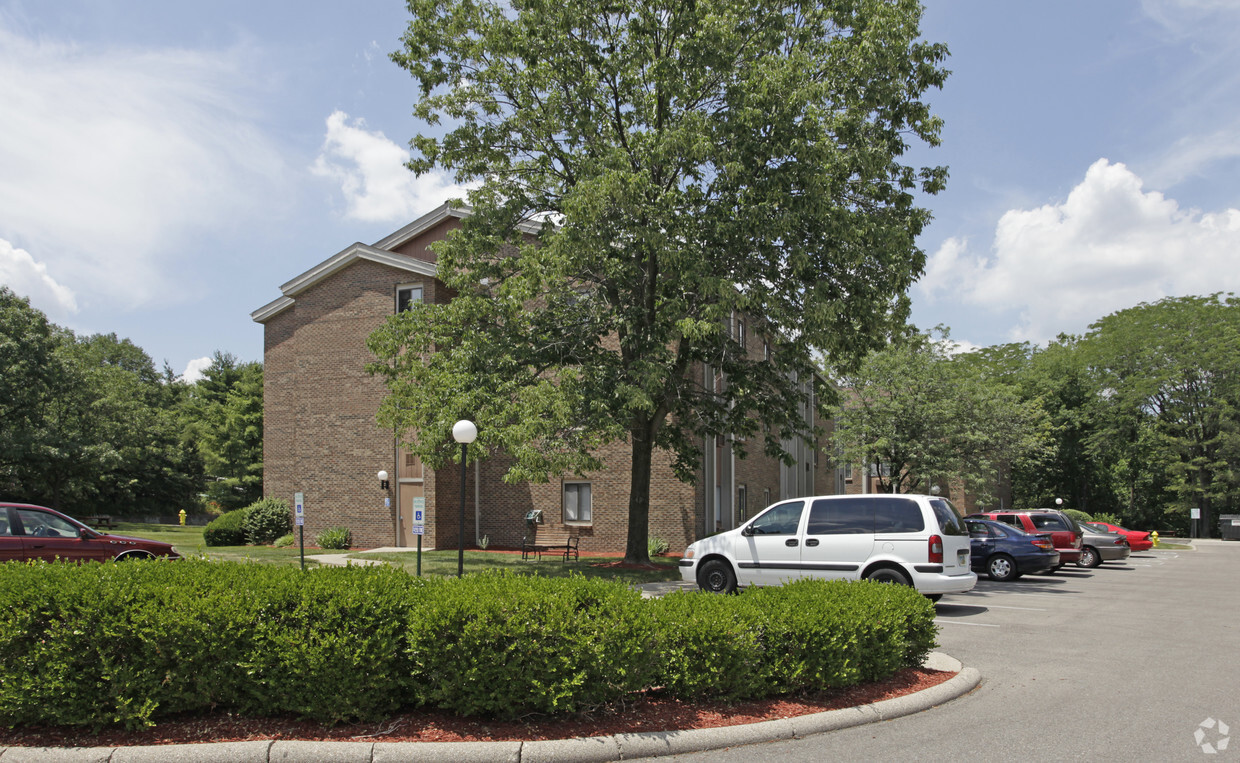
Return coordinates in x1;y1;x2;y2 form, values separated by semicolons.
762;488;770;509
763;339;770;360
738;484;748;521
563;482;592;523
736;319;745;348
843;462;853;482
397;285;423;312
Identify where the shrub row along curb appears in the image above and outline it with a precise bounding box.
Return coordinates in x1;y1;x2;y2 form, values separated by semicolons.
0;561;936;730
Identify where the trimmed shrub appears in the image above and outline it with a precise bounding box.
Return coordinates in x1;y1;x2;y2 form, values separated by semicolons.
1093;512;1123;525
405;571;659;718
650;579;937;701
273;533;295;548
203;509;248;546
316;527;352;550
1064;509;1092;524
0;560;420;729
242;498;292;545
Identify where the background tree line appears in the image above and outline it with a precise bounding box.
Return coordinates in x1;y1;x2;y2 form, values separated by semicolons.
829;294;1240;535
0;287;262;518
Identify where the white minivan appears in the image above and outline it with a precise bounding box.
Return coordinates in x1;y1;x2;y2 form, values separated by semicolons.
679;494;976;599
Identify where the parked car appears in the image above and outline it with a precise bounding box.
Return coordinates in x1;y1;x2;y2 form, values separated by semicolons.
0;503;181;563
965;509;1084;569
1077;524;1131;567
1085;521;1153;552
965;518;1060;581
679;494;977;598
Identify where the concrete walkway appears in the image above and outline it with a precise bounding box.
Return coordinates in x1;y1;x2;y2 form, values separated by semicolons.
0;653;979;762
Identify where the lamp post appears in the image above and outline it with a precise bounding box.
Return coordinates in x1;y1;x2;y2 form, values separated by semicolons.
1055;497;1063;510
452;419;477;578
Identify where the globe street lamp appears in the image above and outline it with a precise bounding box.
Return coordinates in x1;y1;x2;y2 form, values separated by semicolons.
452;419;477;578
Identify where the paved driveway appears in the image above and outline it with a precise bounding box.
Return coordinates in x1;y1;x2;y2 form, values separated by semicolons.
642;540;1240;762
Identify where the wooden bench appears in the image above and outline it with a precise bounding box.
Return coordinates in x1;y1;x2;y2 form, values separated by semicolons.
82;515;116;530
521;528;579;562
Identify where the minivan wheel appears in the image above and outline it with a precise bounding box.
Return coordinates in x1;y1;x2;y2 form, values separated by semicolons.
864;567;911;587
697;559;737;594
1078;547;1101;568
987;554;1018;582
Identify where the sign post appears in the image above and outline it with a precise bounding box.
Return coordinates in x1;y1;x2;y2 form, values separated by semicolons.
295;492;305;571
412;497;425;576
1190;507;1201;538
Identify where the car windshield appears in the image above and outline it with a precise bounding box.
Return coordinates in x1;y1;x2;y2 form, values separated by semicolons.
930;498;967;536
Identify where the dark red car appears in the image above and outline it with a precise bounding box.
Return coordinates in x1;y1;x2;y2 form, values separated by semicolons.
965;509;1084;568
1085;521;1154;552
0;503;181;563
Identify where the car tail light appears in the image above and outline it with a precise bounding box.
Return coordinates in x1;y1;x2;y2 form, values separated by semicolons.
1115;537;1127;546
928;535;944;563
1031;537;1053;550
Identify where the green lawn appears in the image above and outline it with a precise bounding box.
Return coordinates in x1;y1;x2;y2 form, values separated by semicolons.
109;522;682;582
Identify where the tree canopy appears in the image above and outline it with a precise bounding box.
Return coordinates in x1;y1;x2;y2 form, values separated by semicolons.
372;0;949;562
827;329;1050;502
0;287;261;518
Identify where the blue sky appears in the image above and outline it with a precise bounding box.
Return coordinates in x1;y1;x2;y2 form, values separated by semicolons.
2;1;1238;379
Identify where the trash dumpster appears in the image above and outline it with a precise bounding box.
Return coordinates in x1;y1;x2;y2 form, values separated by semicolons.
1220;514;1240;540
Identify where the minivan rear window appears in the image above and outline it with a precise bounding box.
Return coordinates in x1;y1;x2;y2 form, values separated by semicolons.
930;499;967;536
874;497;925;533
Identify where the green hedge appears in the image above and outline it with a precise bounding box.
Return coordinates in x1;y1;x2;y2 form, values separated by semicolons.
0;564;937;730
650;579;936;701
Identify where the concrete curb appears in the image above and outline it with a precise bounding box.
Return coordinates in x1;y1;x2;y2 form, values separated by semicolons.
0;653;979;762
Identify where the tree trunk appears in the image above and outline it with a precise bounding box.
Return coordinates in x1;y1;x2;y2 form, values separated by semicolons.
624;425;654;565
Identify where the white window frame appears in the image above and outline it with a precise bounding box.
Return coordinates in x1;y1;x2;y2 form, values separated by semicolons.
396;283;424;313
563;481;593;524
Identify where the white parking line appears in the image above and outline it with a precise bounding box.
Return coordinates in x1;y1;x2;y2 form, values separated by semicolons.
935;619;999;627
983;604;1047;611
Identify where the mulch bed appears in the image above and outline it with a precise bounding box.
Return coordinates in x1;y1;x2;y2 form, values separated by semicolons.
0;668;954;748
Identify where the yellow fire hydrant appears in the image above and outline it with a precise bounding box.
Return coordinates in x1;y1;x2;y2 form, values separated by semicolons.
1151;530;1159;548
178;509;187;527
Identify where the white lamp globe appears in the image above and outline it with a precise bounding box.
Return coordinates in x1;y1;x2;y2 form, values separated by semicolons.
453;419;478;444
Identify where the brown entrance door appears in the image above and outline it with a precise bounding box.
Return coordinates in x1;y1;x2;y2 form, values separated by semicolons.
397;481;425;548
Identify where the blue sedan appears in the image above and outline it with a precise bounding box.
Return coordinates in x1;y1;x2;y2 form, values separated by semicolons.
966;518;1060;581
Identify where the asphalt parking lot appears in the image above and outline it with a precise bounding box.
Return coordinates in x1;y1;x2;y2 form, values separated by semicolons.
649;540;1240;762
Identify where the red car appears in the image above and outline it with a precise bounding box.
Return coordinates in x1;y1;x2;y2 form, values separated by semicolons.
1085;521;1153;552
0;503;181;563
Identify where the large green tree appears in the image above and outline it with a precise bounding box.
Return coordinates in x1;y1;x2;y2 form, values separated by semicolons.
180;352;264;512
829;330;1049;502
1081;294;1240;534
0;292;201;514
373;0;948;561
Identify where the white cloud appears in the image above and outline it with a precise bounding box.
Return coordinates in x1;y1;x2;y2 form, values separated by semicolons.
0;237;78;321
917;159;1240;343
312;110;467;222
0;24;286;308
179;356;213;384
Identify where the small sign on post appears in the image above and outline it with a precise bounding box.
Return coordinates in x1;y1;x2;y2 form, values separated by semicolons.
295;492;305;571
412;497;426;575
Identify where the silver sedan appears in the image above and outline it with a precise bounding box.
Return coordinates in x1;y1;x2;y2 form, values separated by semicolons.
1078;523;1131;567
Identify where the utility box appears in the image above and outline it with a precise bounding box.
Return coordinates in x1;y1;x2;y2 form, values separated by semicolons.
1219;514;1240;540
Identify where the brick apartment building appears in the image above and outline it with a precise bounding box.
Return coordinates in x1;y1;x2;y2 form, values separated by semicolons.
252;204;837;553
